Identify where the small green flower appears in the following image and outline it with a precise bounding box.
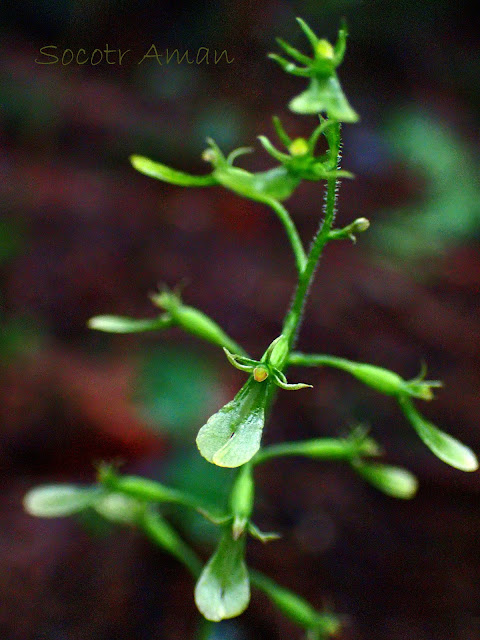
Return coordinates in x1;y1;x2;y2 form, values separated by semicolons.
196;340;312;469
269;18;359;121
257;115;353;182
131;123;350;209
224;336;313;392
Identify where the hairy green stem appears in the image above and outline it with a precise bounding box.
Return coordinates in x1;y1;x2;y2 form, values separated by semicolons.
282;123;341;348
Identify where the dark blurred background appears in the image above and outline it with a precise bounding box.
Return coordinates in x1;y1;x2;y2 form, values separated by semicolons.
1;1;479;639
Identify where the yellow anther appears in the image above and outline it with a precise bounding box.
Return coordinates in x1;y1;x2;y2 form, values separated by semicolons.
316;39;334;60
288;138;309;157
253;366;269;382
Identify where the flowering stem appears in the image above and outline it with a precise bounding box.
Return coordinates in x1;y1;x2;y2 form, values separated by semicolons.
282;122;341;348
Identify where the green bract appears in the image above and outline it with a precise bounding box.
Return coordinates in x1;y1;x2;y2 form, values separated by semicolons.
269;18;358;121
194;528;250;621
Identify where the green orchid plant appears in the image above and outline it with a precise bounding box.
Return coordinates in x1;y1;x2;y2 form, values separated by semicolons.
24;17;478;638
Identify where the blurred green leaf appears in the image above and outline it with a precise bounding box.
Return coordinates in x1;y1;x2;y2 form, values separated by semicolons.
136;345;222;438
371;109;480;263
162;448;235;544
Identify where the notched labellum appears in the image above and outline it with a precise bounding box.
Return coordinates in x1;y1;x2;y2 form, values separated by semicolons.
196;377;270;468
194;529;250;621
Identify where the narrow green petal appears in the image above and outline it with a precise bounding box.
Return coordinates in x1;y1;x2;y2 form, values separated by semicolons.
130;155;217;186
257;135;290;163
194;530;250;621
24;485;97;518
272;371;312;390
295;17;319;51
196;378;270;468
227;146;254;165
88;314;171;333
268;53;310;77
399;396;478;472
272;115;292;148
275;37;311;65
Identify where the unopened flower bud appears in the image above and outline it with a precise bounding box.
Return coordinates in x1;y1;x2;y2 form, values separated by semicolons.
94;493;144;525
152;289;242;353
351;217;370;233
202;149;216;163
354;461;418;499
265;334;289;369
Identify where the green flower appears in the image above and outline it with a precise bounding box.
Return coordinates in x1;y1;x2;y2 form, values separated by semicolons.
196;337;312;468
130;123;351;208
269;18;359;121
257;115;353;181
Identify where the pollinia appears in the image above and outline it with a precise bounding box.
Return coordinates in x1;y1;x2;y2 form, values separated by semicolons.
24;18;478;638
